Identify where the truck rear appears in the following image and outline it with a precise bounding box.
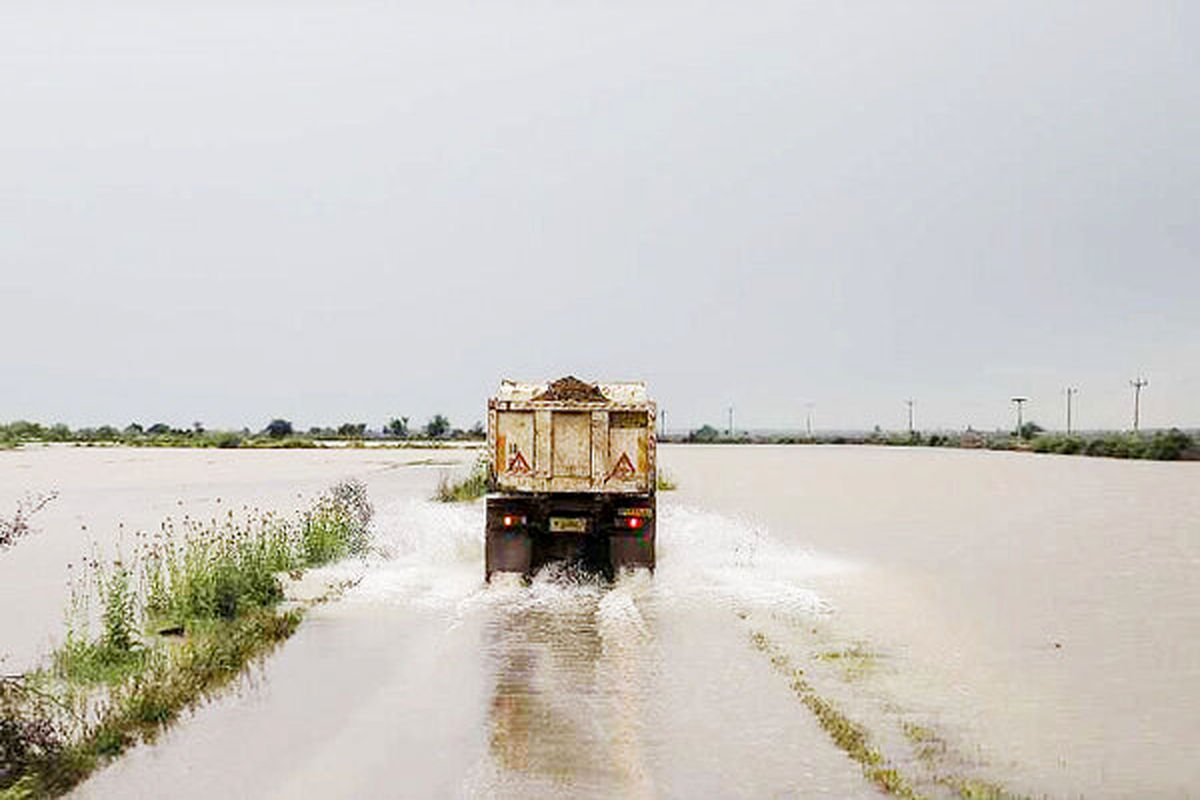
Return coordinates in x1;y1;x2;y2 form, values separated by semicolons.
485;376;657;580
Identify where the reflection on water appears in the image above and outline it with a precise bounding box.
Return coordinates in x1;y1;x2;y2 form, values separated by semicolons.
481;569;655;799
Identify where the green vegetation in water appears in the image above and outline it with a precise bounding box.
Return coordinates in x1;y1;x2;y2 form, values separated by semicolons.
655;470;678;491
817;643;879;682
748;631;917;797
939;777;1032;800
0;480;372;799
901;721;946;764
750;629;1034;800
434;456;491;503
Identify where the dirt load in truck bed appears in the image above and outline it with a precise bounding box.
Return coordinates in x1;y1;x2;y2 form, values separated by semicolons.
532;376;609;403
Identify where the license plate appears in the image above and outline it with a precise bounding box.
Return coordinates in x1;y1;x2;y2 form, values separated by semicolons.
618;507;653;518
550;517;588;533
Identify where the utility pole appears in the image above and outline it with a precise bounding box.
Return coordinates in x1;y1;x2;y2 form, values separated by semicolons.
1011;396;1028;438
905;399;914;436
659;409;666;438
727;406;734;438
805;403;814;439
1130;377;1149;432
1065;387;1078;435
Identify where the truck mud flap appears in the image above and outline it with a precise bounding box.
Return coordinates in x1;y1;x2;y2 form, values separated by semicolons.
486;532;532;579
609;531;655;572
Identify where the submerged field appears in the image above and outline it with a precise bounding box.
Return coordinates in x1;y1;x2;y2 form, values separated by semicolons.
1;445;1197;798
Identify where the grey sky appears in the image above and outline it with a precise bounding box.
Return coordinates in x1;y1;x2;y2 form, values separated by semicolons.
2;1;1197;433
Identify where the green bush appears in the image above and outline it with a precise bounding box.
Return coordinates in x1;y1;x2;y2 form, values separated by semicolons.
435;457;490;503
1146;428;1192;460
211;432;242;449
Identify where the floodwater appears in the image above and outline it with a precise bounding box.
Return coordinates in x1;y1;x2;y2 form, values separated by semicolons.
1;445;1197;798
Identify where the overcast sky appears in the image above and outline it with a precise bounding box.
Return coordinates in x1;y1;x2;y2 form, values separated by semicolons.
2;1;1196;433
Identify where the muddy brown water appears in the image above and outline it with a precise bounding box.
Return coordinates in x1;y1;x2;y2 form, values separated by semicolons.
1;445;1197;798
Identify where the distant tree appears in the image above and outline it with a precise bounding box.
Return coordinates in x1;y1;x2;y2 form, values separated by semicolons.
1018;421;1043;440
265;419;294;439
46;424;72;442
147;423;171;435
384;417;409;438
687;424;721;443
469;421;485;438
192;421;205;434
7;421;44;440
424;414;450;439
338;422;366;438
124;423;144;436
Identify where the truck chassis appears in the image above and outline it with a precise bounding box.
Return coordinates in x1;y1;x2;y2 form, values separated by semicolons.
485;493;656;581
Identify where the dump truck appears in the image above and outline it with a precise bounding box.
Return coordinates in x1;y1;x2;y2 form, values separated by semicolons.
485;376;657;580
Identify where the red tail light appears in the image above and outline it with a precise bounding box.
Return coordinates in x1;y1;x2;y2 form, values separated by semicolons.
503;515;515;527
626;516;644;530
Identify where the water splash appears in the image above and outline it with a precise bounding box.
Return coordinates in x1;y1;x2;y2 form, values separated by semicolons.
652;505;851;617
337;499;852;621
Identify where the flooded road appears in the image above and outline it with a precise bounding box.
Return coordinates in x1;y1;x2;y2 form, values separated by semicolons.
3;445;1198;798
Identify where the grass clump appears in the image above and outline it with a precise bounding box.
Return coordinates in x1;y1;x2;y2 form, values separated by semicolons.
655;470;678;491
901;721;946;763
435;456;490;502
817;644;879;682
938;776;1031;800
0;481;371;798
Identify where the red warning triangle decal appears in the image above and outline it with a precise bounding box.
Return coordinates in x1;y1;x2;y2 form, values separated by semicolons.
507;450;531;474
606;452;636;482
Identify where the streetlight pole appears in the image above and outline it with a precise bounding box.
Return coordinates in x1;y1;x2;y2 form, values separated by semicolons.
1011;396;1028;438
727;406;734;438
905;399;914;437
1130;378;1148;432
805;403;814;439
1065;387;1078;435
